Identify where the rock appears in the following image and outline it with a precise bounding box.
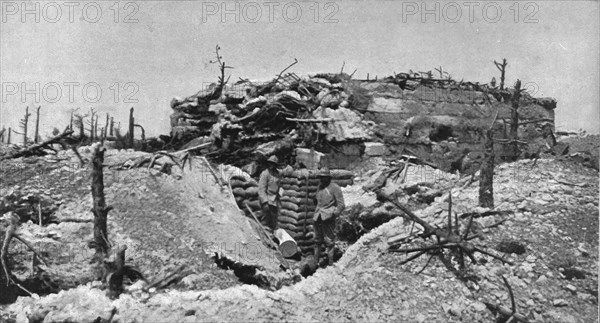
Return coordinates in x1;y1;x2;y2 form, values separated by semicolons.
565;284;577;293
526;254;537;262
577;292;592;301
536;275;547;283
448;306;462;316
547;310;578;323
552;299;568;307
471;301;487;312
363;142;388;156
414;313;427;323
295;148;325;169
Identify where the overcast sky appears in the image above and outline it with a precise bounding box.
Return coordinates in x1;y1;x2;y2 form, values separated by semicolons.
1;0;598;138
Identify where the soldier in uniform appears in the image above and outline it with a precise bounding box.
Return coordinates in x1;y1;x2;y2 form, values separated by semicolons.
313;168;345;266
258;156;282;231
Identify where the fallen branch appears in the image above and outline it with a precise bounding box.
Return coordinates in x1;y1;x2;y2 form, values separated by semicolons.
286;118;333;123
459;210;514;219
58;218;94;223
1;213;34;295
1;213;18;286
13;234;49;266
0;127;74;160
143;264;186;292
484;276;531;323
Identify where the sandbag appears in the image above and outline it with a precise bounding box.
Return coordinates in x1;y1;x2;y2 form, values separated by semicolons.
330;169;354;179
244;186;259;197
332;178;353;187
282;190;317;199
280;196;303;204
280;202;316;213
278;222;301;232
289;169;320;179
232;187;245;198
229;178;248;189
281;177;321;186
280;209;314;220
281;184;318;192
279;224;314;233
278;215;312;226
296;239;315;245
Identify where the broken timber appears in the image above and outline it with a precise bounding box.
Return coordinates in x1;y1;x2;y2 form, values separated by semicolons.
0;127;74;160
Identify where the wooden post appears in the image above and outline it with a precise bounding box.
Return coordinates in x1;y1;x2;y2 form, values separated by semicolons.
128;107;134;148
34;106;41;143
510;80;521;160
91;144;113;259
479;128;495;208
494;58;507;90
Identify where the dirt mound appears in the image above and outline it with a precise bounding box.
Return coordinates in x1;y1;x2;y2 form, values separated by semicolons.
3;157;597;322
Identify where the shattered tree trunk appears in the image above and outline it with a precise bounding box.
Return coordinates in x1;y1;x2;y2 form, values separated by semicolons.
0;128;5;143
88;108;96;142
21;106;30;145
91;144;112;259
94;115;99;141
109;117;114;136
7;128;11;144
34;106;41;144
76;116;85;139
479;129;495;208
69;110;74;131
103;113;109;141
128;107;134;148
509;80;521;160
494;59;507;90
134;124;145;141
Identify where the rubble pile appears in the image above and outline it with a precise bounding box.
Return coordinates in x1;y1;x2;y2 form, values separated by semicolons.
169;71;557;173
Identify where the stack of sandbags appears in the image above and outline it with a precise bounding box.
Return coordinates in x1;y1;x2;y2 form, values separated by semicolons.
278;167;355;254
229;174;262;219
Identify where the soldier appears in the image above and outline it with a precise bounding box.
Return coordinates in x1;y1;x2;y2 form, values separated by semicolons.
313;168;345;266
258;155;282;231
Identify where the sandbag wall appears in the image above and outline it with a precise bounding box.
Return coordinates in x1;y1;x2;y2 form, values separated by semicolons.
229;168;354;254
279;168;354;254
